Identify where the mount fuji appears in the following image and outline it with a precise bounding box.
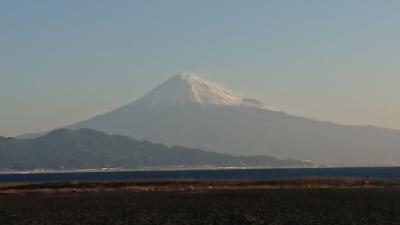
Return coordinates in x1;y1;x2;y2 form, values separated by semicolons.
20;74;400;165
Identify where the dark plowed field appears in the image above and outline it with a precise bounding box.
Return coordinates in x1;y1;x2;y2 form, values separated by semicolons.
1;189;400;225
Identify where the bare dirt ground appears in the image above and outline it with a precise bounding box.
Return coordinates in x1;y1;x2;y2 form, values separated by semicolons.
1;188;400;225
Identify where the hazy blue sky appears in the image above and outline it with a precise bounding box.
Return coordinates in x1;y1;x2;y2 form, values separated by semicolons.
1;0;400;136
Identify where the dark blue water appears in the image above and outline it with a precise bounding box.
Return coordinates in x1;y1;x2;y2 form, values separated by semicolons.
1;167;400;183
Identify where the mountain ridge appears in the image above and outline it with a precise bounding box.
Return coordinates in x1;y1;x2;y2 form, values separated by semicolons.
0;128;307;171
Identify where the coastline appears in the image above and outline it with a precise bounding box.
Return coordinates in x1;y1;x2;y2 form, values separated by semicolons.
2;177;400;195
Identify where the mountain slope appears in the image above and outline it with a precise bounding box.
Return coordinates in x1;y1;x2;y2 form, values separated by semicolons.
1;129;306;170
19;74;400;165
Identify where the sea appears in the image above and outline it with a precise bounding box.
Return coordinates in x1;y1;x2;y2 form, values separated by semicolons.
1;167;400;183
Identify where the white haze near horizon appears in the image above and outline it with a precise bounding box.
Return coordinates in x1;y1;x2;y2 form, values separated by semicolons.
1;1;400;137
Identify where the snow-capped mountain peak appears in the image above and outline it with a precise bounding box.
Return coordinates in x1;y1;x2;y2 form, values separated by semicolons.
138;73;271;109
19;73;400;166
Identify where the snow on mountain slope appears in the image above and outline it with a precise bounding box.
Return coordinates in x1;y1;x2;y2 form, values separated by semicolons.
136;73;272;109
